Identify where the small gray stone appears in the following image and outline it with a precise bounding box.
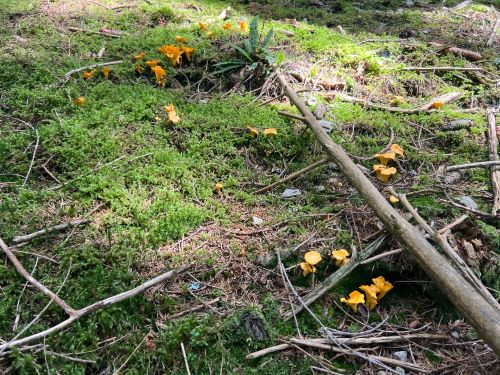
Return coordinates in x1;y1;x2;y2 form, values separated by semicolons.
319;120;334;133
395;366;405;375
394;350;408;362
281;188;302;199
443;119;473;131
377;371;387;375
306;96;317;106
252;216;264;226
458;196;478;210
315;185;325;192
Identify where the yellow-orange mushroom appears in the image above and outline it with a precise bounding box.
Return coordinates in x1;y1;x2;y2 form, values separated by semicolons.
164;103;180;124
371;276;393;300
215;182;224;194
360;284;380;310
101;66;111;79
145;60;161;69
332;249;349;266
373;164;397;183
198;21;208;31
247;127;259;138
175;35;187;43
223;22;232;30
304;251;322;266
158;45;183;66
152;66;167;87
72;96;85;106
181;46;195;61
374;151;396;166
340;291;365;312
263;128;277;137
82;70;94;80
134;52;145;61
390;144;404;157
300;262;316;277
239;20;249;32
389;195;400;204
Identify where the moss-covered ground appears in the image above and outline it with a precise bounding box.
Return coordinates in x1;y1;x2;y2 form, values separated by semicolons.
1;0;499;373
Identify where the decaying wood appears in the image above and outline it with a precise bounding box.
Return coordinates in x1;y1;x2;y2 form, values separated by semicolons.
275;72;500;355
283;233;388;320
67;26;121;38
12;219;89;244
255;157;331;194
324;91;461;114
486;108;500;216
439;160;500;173
428;42;482;61
487;17;500;46
0;236;188;351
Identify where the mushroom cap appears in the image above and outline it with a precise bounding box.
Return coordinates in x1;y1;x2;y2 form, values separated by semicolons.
372;276;393;299
175;35;187;43
300;262;316;276
247;127;259;137
331;249;349;260
340;290;365;312
263;128;277;137
374;151;396;165
389;195;400;203
146;60;161;68
304;251;322;266
390;144;404;157
379;167;397;176
360;284;380;298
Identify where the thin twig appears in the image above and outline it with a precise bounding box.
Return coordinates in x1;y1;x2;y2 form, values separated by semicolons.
278;111;307;122
0;238;76;316
442;160;500;173
0;265;189;351
181;342;192;375
255;157;331;194
12;219;89;244
486;108;500;215
360;249;403;265
64;60;124;79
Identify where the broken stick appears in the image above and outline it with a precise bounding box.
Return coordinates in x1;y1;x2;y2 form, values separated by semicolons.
12;219;89;244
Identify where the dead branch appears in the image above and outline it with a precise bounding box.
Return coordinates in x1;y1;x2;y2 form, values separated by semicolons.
360;248;403;265
255;157;331;194
283;233;388;320
388;187;499;310
440;160;500;173
0;264;189;351
168;297;220;319
0;238;76;316
275;72;500;354
12;219;89;244
246;333;448;359
67;26;121;38
487;17;500;46
428;42;482;61
486;108;500;216
324;92;461;114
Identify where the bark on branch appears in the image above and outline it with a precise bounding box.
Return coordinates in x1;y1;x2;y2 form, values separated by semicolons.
275;72;500;355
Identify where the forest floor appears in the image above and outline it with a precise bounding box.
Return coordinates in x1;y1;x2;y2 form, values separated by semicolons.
1;0;500;374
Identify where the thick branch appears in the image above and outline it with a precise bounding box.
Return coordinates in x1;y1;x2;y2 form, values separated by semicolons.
276;72;500;355
0;265;189;351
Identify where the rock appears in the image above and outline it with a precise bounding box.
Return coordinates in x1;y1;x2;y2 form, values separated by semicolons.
406;0;414;7
319;120;334;133
241;311;268;341
442;119;473;131
394;350;408;362
306;96;317;106
315;185;325;192
395;366;405;375
458;196;478;210
252;216;264;226
281;188;302;199
282;29;295;37
442;171;462;184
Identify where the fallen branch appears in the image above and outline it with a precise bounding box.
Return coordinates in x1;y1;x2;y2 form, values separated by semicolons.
0;238;76;316
360;248;403;265
324;91;462;114
486;108;500;216
255;157;330;194
246;333;448;359
67;26;121;38
440;160;500;173
64;60;124;79
283;233;388;319
487;17;500;46
428;42;482;61
388;187;499;310
276;71;500;354
0;264;189;351
12;219;89;244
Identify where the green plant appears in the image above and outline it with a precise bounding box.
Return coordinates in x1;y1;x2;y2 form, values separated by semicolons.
214;16;275;75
